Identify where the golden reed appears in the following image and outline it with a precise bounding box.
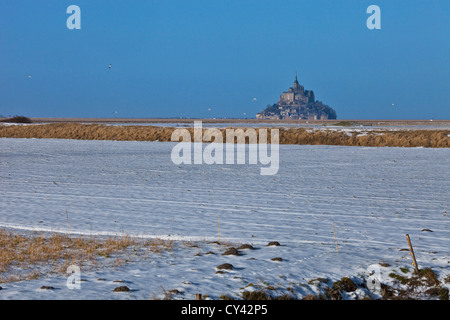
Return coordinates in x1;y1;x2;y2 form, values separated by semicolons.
1;123;449;148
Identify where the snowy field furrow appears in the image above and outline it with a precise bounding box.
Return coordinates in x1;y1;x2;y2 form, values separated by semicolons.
0;138;449;299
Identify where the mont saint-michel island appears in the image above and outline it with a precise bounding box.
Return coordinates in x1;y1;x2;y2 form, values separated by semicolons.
256;74;337;120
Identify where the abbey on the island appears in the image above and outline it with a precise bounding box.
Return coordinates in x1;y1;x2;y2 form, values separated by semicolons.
256;73;337;120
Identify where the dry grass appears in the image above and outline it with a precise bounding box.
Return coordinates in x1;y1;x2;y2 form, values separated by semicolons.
0;123;175;142
1;123;449;148
278;128;450;148
0;229;174;283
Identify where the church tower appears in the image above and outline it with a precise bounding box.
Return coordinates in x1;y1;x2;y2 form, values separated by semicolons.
292;72;303;92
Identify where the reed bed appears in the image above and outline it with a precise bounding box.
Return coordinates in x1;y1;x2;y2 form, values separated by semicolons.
0;123;449;148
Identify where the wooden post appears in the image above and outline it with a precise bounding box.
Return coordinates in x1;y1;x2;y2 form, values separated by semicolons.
406;234;419;274
66;209;70;235
332;223;339;253
218;215;221;244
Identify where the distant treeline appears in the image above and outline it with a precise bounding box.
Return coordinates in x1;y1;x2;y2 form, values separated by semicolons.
0;116;32;123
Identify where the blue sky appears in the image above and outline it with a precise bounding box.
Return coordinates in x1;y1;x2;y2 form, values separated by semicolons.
0;0;449;119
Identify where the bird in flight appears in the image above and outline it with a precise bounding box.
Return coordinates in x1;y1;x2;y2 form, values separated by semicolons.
27;75;32;79
108;64;112;69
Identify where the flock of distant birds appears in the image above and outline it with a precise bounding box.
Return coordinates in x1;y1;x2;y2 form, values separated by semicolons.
25;65;397;117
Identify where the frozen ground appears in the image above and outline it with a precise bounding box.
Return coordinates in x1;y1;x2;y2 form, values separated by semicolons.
0;138;449;299
4;121;449;131
102;122;450;131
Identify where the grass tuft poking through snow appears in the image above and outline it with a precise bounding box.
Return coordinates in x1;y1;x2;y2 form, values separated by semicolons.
0;229;174;284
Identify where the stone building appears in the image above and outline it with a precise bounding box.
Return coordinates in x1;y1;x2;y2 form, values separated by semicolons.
256;73;336;120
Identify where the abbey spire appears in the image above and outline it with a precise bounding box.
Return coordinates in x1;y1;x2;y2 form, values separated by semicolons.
293;72;301;91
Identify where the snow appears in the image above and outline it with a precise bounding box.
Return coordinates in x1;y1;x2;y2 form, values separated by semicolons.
0;138;449;300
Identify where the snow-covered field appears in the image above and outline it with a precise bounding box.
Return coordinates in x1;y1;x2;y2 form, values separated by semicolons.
0;138;449;300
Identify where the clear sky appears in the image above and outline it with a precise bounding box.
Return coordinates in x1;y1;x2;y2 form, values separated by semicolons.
0;0;449;119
